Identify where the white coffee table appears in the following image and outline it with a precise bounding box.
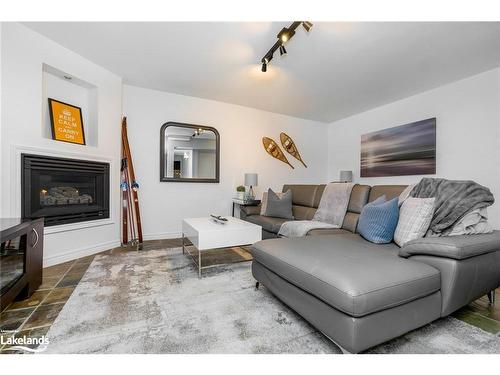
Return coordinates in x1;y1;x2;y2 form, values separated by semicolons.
182;217;262;278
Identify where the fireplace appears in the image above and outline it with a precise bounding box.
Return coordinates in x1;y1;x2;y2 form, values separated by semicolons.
22;154;110;226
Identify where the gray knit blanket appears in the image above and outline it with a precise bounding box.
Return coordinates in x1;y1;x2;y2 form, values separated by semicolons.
410;177;494;236
278;183;354;237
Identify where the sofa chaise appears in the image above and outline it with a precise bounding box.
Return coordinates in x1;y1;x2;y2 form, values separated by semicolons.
245;184;500;353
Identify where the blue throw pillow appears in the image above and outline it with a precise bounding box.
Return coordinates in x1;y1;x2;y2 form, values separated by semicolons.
358;196;399;244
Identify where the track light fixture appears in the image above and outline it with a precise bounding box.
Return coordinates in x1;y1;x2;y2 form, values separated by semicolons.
192;128;204;137
259;21;313;73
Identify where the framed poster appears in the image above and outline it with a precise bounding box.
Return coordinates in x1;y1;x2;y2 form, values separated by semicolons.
360;118;436;177
48;98;86;145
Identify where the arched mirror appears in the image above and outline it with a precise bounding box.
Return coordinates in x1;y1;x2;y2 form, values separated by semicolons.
160;122;220;183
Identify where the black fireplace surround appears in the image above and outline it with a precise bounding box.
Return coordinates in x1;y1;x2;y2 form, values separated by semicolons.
22;154;110;226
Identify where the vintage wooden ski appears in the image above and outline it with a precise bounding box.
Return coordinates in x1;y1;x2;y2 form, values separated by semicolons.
123;154;136;242
280;132;307;168
262;137;294;169
122;117;143;247
120;156;129;246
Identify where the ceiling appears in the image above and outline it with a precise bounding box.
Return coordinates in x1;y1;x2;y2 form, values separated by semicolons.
24;22;500;122
165;125;215;140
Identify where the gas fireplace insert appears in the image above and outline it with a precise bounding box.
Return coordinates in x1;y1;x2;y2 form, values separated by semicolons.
22;154;110;226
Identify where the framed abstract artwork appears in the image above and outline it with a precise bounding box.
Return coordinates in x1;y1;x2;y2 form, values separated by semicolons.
48;98;86;145
360;118;436;177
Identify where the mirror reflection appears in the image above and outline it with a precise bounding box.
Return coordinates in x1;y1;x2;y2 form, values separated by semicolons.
160;123;219;182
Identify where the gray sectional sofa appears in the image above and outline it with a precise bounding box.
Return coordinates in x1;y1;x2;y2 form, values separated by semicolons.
243;184;500;353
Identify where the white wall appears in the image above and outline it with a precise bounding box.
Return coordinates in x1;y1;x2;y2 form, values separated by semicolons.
328;67;500;228
123;85;329;239
0;24;3;208
0;23;123;266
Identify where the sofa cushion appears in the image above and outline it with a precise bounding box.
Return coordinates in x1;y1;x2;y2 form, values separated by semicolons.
282;184;319;207
246;215;288;234
240;205;261;216
251;235;440;317
341;212;360;233
347;184;371;214
369;185;407;202
358;196;399;244
313;185;326;208
292;205;316;220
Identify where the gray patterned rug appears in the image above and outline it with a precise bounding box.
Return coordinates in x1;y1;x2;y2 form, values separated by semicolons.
44;248;500;354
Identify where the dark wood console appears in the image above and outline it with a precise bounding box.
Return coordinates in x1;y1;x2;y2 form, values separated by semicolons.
0;218;44;311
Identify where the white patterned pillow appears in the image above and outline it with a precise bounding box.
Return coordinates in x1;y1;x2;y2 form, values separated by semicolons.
398;183;416;207
394;197;435;247
260;190;284;215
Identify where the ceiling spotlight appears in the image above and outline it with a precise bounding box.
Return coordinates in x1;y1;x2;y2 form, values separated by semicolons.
261;56;271;72
279;45;287;56
302;21;313;32
277;27;295;44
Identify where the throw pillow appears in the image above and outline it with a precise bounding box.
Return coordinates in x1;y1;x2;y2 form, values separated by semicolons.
260;191;284;215
358;196;399;244
398;183;416;207
394;197;435;247
264;188;294;219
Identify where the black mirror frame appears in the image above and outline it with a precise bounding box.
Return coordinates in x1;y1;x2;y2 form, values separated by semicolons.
160;121;220;183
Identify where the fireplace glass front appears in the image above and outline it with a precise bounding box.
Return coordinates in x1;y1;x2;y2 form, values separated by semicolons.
22;154;110;226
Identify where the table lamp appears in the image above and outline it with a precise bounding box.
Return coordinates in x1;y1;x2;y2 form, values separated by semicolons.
339;170;353;183
244;173;258;199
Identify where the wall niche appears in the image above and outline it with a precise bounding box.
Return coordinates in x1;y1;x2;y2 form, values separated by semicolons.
42;64;98;147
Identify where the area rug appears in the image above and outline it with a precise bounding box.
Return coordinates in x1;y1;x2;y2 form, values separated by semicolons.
44;248;500;354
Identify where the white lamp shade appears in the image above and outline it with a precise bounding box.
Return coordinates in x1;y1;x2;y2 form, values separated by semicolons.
339;170;353;182
244;173;258;186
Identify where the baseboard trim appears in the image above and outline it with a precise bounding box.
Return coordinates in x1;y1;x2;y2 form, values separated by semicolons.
43;233;183;267
43;239;121;268
142;231;182;241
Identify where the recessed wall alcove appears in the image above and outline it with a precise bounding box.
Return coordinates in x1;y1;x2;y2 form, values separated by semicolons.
42;63;99;147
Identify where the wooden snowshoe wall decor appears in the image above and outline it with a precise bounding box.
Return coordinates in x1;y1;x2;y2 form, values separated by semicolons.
262;137;294;169
280;132;307;168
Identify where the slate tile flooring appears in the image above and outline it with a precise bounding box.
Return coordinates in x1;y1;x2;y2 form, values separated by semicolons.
0;238;498;353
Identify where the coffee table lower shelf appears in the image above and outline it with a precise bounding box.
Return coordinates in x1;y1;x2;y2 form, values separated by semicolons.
181;233;252;278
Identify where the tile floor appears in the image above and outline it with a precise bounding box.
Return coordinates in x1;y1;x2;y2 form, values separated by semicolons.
0;252;94;353
0;238;498;353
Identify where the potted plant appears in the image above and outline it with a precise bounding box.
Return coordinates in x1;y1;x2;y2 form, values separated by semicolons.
236;185;245;200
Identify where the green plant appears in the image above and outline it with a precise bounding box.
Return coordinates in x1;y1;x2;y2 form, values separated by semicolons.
236;185;245;192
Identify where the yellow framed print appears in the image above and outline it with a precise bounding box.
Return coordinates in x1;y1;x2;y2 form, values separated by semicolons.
48;98;86;145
